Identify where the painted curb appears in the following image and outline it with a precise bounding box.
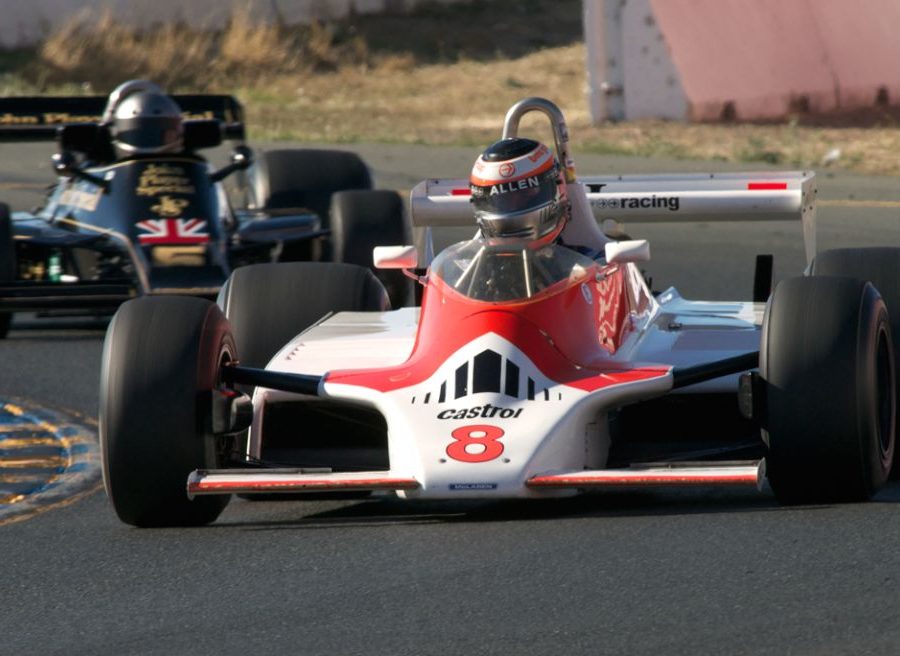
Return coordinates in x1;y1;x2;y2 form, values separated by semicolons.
0;399;101;526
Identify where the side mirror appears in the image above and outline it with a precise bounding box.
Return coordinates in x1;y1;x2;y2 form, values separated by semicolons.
604;239;650;264
210;145;253;183
52;151;78;176
230;144;252;169
373;245;418;269
51;151;109;191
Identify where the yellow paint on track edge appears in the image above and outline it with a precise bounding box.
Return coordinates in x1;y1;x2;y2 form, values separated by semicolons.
0;398;101;527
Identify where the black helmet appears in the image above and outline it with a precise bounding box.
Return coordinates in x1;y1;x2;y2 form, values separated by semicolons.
103;80;184;158
469;137;568;246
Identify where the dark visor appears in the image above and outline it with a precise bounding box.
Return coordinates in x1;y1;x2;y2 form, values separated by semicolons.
116;116;181;149
471;167;558;215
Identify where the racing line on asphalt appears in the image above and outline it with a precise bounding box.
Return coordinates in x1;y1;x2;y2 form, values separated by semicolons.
0;399;101;526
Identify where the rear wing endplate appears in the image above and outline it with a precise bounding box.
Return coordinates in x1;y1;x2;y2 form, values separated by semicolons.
411;170;818;263
0;94;245;142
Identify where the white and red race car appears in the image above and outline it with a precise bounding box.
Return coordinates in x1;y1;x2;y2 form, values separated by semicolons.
100;98;896;527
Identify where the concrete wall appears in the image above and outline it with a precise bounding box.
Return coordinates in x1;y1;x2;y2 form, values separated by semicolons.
0;0;472;48
653;0;900;121
585;0;900;122
584;0;687;122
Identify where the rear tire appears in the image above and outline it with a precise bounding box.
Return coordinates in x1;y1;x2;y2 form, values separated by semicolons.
330;189;412;308
813;247;900;474
247;148;373;262
249;147;370;215
218;261;389;370
0;204;14;339
762;276;895;504
100;296;234;527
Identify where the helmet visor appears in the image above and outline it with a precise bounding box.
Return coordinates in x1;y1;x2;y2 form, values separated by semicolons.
114;116;182;152
470;166;562;241
470;167;559;216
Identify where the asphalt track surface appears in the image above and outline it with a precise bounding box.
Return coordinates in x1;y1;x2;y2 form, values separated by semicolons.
3;141;900;655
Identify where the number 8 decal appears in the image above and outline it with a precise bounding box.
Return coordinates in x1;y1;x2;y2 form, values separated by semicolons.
447;424;505;463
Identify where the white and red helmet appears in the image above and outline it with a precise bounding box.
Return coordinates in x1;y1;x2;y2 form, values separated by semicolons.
470;137;569;247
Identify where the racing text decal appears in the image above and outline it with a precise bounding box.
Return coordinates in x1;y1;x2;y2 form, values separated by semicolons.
136;164;196;197
591;195;680;211
449;483;498;490
0;111;216;126
437;403;523;420
490;176;539;195
59;188;102;212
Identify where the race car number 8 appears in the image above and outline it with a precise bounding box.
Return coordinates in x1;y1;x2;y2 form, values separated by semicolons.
447;425;504;463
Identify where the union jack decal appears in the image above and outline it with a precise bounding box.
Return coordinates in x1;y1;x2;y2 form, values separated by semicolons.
136;219;210;245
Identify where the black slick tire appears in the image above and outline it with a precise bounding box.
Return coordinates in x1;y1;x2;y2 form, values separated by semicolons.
248;149;373;262
761;276;895;504
812;247;900;474
100;296;234;527
330;189;412;308
0;204;14;339
218;261;389;370
249;148;371;221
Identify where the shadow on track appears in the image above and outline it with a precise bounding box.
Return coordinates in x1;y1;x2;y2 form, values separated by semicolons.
211;488;781;532
204;480;900;532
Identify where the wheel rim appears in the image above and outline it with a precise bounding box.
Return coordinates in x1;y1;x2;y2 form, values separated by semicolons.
875;326;893;457
214;344;239;467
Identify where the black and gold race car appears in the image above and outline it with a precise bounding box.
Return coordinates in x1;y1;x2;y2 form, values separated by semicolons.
0;80;408;337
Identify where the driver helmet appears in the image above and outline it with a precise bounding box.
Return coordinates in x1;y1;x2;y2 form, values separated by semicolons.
469;137;569;247
105;81;184;158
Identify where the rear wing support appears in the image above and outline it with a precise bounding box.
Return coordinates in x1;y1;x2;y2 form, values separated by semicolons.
410;170;818;264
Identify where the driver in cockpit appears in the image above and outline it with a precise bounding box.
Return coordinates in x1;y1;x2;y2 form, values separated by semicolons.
457;137;608;301
468;137;606;260
469;137;568;247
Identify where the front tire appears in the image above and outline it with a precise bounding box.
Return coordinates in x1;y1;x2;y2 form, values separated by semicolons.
762;276;895;504
100;296;234;527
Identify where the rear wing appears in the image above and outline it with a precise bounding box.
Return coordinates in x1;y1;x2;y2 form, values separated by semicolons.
410;170;818;263
0;94;245;142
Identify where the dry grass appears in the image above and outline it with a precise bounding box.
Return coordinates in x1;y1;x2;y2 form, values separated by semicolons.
243;44;589;144
241;43;900;176
3;1;900;176
33;8;369;89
